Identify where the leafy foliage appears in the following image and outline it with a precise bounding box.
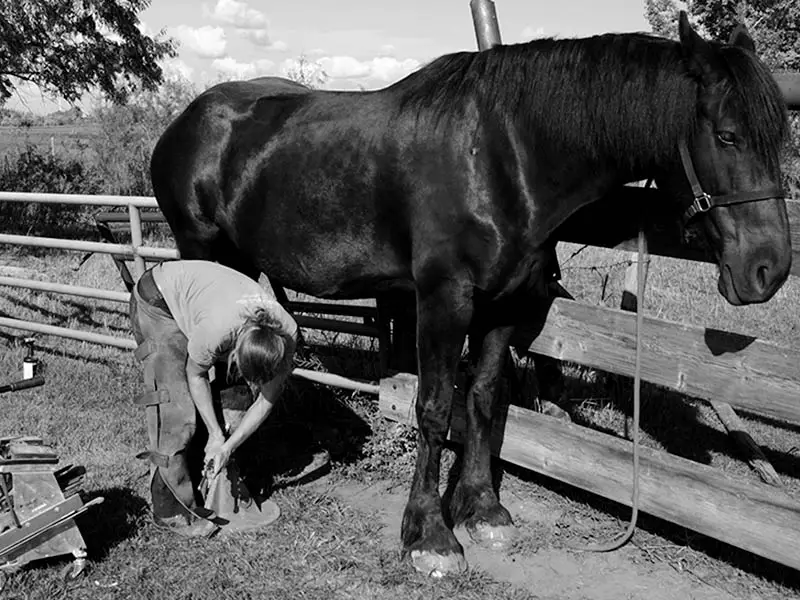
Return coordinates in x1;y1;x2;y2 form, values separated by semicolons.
0;145;101;235
644;0;694;39
691;0;800;70
0;0;176;105
91;74;197;195
644;1;800;70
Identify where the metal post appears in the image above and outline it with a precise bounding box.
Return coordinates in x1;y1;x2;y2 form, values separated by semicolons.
470;0;503;51
128;205;146;280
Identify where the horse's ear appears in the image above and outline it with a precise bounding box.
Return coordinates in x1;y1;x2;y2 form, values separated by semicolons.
728;23;756;52
678;11;720;84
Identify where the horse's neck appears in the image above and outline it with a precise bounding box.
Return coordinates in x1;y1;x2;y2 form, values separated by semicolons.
499;37;694;179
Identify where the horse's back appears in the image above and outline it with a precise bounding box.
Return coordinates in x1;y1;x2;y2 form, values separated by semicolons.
151;77;313;258
152;78;418;296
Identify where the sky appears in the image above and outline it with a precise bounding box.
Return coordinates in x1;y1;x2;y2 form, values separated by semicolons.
7;0;652;114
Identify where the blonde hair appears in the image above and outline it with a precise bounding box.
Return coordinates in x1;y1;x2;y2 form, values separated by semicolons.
227;308;295;387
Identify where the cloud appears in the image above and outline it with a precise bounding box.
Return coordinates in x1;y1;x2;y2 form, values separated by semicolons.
369;57;421;81
317;56;421;82
205;0;269;29
173;25;227;58
318;56;371;79
236;29;287;50
521;26;546;40
211;57;275;79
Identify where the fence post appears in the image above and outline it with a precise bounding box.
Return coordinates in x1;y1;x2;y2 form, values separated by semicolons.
470;0;502;49
128;205;146;280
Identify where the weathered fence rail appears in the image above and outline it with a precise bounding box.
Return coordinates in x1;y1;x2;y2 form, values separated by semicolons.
0;193;381;393
381;373;800;572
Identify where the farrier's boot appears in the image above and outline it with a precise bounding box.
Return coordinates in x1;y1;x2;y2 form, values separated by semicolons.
146;453;219;538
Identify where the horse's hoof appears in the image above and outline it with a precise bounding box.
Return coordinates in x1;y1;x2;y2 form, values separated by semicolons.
410;550;468;578
467;522;518;550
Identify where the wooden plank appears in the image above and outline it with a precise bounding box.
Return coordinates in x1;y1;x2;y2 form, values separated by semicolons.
710;400;783;487
379;373;800;572
616;239;784;486
511;297;800;425
775;71;800;110
557;191;800;279
287;301;378;319
294;315;379;338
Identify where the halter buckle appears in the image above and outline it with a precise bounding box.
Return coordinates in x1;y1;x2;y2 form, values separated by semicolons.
691;192;713;215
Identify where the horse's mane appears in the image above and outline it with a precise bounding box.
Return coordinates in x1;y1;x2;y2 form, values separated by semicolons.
394;33;787;174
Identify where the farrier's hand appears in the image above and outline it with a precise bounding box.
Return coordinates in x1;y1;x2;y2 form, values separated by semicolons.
206;441;233;478
204;432;226;476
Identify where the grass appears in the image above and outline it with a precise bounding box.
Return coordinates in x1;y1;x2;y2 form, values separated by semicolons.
0;235;799;598
0;124;99;158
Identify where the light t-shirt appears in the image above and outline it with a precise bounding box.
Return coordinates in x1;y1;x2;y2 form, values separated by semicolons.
151;260;297;370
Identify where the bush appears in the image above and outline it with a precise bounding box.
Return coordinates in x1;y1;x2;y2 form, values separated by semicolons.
0;145;101;236
90;75;197;196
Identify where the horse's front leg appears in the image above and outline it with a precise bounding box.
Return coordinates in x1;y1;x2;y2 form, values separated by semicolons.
401;277;473;577
450;322;518;548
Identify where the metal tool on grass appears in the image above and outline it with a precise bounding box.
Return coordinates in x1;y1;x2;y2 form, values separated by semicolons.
0;373;104;591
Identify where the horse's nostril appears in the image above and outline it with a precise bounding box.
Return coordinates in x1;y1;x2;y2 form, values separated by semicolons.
757;264;769;292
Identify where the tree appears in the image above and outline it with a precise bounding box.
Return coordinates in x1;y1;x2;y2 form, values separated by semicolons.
691;0;800;70
282;55;329;89
92;73;197;195
644;1;800;70
644;0;689;39
0;0;176;105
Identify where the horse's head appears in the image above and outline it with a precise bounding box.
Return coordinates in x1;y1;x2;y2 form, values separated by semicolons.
658;13;790;306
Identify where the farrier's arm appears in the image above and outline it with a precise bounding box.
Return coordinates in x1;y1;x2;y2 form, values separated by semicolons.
224;375;286;450
209;329;296;476
186;357;225;445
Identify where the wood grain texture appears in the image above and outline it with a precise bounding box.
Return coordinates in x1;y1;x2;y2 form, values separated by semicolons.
511;298;800;425
558;190;800;279
379;373;800;572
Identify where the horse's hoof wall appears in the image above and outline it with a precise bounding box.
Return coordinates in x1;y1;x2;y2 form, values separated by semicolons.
467;523;518;550
410;550;467;577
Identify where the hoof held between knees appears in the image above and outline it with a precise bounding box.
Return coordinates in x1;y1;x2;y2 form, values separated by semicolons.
467;522;518;550
410;550;468;578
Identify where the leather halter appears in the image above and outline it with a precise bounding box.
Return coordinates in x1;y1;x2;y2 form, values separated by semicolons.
678;139;784;224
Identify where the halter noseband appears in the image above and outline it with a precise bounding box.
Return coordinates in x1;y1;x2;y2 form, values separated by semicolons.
678;139;783;224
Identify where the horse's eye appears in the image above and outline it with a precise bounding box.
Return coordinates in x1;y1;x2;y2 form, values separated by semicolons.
716;131;736;146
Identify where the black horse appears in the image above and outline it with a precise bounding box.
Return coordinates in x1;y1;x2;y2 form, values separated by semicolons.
151;14;790;575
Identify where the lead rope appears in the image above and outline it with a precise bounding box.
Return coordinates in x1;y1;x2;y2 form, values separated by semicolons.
569;181;650;553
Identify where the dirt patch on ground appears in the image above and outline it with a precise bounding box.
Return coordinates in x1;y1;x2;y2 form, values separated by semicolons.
310;478;736;600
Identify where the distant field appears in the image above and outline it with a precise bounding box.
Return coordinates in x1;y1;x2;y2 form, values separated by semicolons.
0;124;100;158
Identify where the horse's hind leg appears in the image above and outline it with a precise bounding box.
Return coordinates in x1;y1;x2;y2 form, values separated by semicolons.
449;321;517;549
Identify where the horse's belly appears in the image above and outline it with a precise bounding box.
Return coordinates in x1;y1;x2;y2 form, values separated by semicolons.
248;239;411;299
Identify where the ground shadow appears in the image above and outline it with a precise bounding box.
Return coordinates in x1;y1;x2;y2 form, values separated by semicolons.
496;460;800;593
74;486;149;560
214;358;376;500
